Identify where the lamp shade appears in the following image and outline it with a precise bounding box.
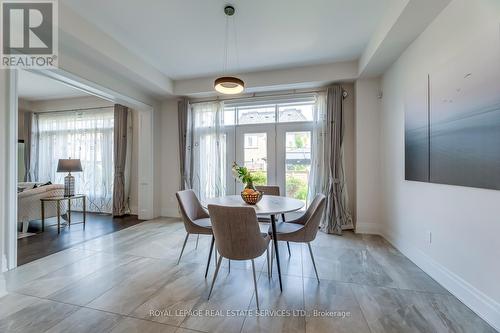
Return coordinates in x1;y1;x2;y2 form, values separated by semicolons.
57;159;83;173
214;76;244;94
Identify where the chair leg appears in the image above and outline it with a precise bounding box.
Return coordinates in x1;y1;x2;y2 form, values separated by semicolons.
307;243;320;282
270;242;275;278
177;233;189;264
205;236;215;278
281;214;291;256
228;259;231;273
266;247;271;279
251;259;259;310
208;255;223;300
195;234;200;250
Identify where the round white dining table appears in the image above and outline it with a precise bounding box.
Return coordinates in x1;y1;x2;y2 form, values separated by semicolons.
203;195;304;291
204;195;304;215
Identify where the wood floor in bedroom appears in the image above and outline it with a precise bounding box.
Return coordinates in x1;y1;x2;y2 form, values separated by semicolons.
17;213;141;265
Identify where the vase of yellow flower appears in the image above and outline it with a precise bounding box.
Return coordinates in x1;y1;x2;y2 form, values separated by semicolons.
232;162;263;204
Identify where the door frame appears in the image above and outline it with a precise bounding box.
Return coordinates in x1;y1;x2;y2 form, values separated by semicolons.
235;124;277;191
275;122;313;196
232;121;314;197
4;67;156;271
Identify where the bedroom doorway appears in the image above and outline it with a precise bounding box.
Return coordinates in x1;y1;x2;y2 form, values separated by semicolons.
4;68;156;269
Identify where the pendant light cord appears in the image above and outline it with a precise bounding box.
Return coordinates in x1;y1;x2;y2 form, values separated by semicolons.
232;15;240;73
223;16;229;74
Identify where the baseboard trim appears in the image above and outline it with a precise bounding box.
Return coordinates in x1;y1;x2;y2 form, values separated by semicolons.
381;230;500;332
0;254;7;297
0;275;6;298
355;222;380;234
160;208;180;218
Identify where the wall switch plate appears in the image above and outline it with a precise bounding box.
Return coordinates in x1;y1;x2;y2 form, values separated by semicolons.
426;230;432;244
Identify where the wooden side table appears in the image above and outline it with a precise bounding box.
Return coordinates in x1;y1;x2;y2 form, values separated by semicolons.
41;195;87;234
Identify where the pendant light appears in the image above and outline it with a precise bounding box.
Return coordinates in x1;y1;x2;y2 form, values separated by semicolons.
214;5;244;94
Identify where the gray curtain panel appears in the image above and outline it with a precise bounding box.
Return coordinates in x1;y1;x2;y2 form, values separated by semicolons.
113;104;128;216
24;112;33;181
178;98;193;190
322;86;353;235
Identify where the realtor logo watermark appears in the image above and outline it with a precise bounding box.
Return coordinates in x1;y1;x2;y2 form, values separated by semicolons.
1;0;58;68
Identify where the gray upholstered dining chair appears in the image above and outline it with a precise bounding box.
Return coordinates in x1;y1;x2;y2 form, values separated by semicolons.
176;190;216;278
269;193;326;282
255;185;292;256
255;185;284;221
207;204;271;310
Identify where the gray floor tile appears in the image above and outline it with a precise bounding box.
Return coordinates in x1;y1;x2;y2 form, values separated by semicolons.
303;278;371;333
180;268;254;333
303;245;396;287
131;262;213;326
241;274;306;333
0;219;495;333
353;284;497;333
87;258;177;315
0;296;79;333
110;316;178;333
44;307;121;333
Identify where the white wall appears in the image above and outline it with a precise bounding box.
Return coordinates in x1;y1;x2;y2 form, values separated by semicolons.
0;71;10;292
379;0;500;329
174;61;358;96
0;69;17;291
354;78;382;233
28;95;113;112
159;99;181;217
129;110;140;215
17;109;25;141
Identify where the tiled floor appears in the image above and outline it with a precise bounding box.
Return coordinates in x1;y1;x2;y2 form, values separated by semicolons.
0;218;496;333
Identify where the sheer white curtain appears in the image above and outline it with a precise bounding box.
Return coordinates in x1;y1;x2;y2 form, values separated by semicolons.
191;102;226;202
308;92;328;206
33;108;114;213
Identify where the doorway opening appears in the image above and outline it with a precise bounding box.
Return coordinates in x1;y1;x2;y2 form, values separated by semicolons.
6;68;155;268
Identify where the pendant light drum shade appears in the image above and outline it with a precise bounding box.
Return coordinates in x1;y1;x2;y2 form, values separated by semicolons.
214;76;244;94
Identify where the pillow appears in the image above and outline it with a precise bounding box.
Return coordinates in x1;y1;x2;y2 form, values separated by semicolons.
33;181;52;188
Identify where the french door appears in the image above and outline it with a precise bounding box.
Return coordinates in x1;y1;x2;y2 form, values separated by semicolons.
235;124;276;192
233;122;313;203
276;123;313;202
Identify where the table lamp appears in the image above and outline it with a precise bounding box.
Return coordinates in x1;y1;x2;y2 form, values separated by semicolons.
57;158;83;197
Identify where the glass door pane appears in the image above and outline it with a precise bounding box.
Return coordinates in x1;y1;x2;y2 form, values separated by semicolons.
243;133;268;185
285;131;311;202
236;125;276;190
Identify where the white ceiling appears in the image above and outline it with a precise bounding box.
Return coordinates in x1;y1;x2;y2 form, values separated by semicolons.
18;71;89;101
63;0;391;80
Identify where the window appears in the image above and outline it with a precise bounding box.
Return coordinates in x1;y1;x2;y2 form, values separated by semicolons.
189;94;318;201
222;95;317;125
278;103;314;122
285;131;312;202
238;105;276;124
243;133;268;186
33;108;115;213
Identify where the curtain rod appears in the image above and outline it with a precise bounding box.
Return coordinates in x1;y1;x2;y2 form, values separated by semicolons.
188;87;348;105
33;105;114;114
